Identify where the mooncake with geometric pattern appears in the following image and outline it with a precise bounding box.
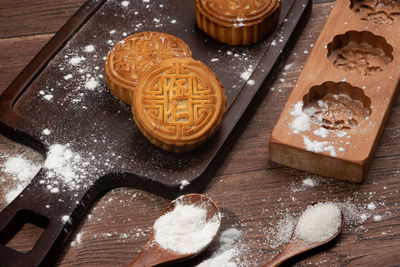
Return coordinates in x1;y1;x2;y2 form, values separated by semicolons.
105;32;192;104
132;57;226;152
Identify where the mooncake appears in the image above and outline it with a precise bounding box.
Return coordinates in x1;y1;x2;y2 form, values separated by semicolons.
132;57;226;153
195;0;281;45
105;32;192;104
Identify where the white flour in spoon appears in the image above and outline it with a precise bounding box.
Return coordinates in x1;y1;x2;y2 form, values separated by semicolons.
153;199;221;254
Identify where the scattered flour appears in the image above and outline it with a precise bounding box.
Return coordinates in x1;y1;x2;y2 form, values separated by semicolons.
373;215;382;222
71;232;84;247
41;144;91;193
63;74;73;80
302;136;328;153
3;156;41;204
5;185;25;204
313;127;329;138
302;136;336;157
240;66;254;81
247;79;255;86
290;102;310;133
266;215;296;249
197;228;242;267
154;198;221;254
367;202;376;210
84;45;95;53
121;1;130;7
337;131;347;138
69;56;85;66
302;177;318;187
84;78;99;90
284;63;294;71
61;215;71;223
4;156;41;182
42;128;51;135
43;94;54;101
179;179;190;190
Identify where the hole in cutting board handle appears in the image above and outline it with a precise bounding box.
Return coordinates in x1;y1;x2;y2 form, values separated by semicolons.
302;81;371;130
327;30;393;76
0;210;49;254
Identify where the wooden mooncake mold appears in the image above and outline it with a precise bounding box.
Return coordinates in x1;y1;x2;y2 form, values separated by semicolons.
132;57;226;153
105;32;192;104
195;0;281;45
269;0;400;182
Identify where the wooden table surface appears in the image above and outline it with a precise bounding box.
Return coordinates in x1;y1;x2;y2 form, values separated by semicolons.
1;0;400;266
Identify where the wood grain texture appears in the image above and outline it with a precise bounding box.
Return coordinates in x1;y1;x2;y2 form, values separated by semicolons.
0;1;400;267
270;0;400;182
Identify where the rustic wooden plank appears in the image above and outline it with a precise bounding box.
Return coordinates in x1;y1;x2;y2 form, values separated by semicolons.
0;0;86;38
0;34;53;91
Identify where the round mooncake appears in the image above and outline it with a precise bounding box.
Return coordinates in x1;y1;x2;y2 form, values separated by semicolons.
195;0;281;45
132;57;226;153
105;32;192;104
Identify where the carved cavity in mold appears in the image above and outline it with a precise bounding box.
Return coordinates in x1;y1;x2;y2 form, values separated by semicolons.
350;0;400;24
327;31;393;76
302;82;371;130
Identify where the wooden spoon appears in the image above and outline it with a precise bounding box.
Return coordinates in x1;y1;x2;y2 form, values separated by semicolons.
128;193;221;267
264;205;344;267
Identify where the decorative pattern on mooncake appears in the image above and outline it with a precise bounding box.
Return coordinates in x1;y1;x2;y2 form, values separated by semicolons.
195;0;281;45
105;32;192;104
132;58;226;153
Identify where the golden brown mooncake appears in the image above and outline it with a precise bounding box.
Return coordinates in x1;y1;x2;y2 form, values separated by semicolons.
132;57;226;153
104;32;192;104
195;0;281;45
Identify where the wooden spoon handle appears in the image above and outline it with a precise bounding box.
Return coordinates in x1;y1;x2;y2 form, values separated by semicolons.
127;242;187;267
263;241;305;267
128;244;164;267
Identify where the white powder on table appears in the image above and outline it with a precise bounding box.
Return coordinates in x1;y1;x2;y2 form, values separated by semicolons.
295;202;342;243
4;156;41;182
373;215;382;221
302;177;318;187
268;216;296;248
154;200;221;254
3;156;41;204
367;202;376;210
197;228;242;267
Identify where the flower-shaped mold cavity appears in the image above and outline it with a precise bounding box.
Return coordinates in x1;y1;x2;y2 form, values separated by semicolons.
350;0;400;24
302;82;371;130
327;31;393;76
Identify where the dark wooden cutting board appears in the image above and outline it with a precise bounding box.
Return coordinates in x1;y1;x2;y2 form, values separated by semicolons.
0;0;311;266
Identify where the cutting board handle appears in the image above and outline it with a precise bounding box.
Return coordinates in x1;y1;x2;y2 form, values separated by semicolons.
0;168;88;267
